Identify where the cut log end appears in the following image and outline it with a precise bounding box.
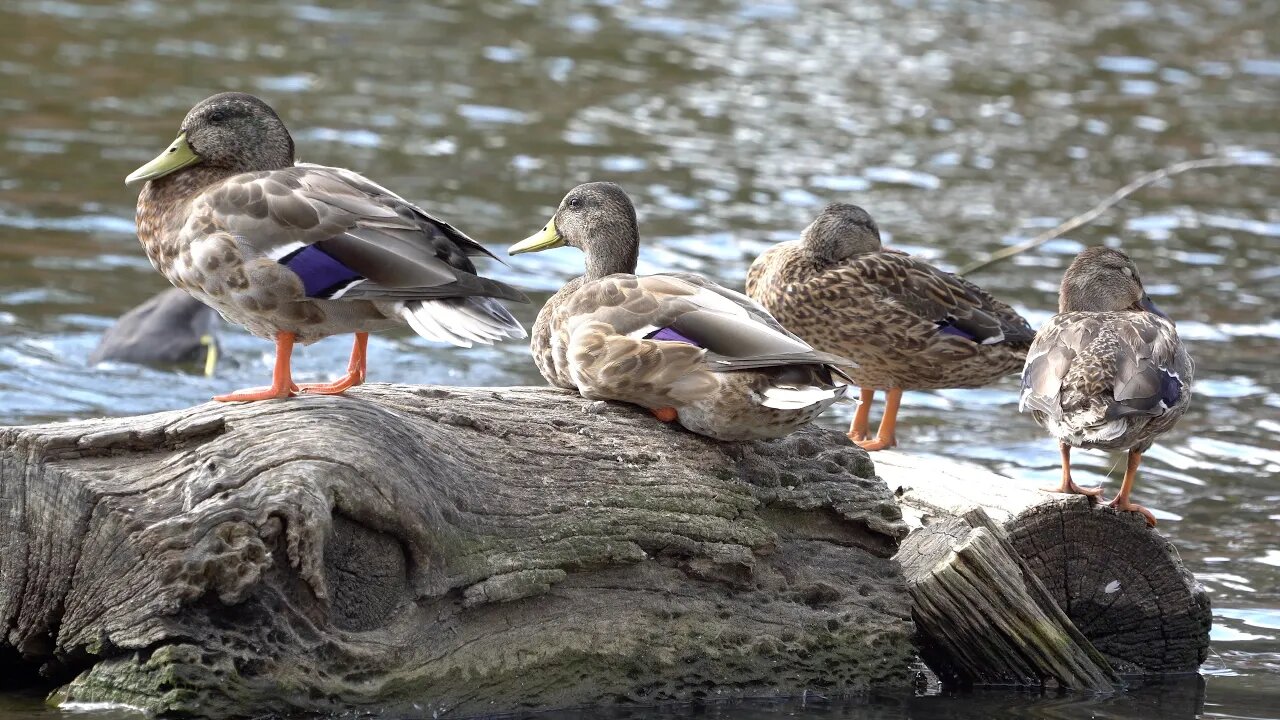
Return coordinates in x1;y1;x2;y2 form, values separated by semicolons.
1009;501;1212;673
884;452;1210;689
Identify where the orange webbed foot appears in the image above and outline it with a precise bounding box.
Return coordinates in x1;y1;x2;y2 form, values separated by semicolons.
1110;497;1157;527
297;372;364;396
1042;478;1105;499
854;435;896;452
215;331;297;403
214;384;296;402
651;407;678;423
297;332;368;397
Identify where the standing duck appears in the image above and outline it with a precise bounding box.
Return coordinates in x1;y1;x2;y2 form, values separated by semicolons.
125;92;526;402
508;182;851;441
1020;246;1193;526
746;203;1034;450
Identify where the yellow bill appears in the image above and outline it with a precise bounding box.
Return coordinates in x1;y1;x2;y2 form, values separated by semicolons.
125;133;201;187
508;218;564;255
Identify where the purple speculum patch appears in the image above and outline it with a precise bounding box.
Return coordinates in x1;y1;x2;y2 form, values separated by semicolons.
280;245;363;298
646;326;701;347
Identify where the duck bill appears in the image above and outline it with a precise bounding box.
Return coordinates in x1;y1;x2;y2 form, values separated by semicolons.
508;218;564;255
1138;294;1171;321
125;133;201;187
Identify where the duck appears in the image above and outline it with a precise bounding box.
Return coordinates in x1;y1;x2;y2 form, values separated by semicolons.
1020;246;1193;526
125;92;527;402
89;287;221;375
508;182;851;441
745;203;1034;450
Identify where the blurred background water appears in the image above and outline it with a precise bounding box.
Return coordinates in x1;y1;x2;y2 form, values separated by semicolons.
0;0;1276;718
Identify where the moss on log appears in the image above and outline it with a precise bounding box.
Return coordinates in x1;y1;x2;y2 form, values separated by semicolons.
0;385;913;718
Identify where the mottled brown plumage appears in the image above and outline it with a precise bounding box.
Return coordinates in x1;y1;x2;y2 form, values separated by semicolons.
128;92;526;401
511;182;851;441
746;203;1033;449
1020;246;1193;526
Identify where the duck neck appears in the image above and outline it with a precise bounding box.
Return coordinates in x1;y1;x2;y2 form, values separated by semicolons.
138;166;241;233
581;225;640;281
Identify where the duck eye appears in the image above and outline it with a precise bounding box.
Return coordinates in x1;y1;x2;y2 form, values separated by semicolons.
567;197;582;209
207;109;228;123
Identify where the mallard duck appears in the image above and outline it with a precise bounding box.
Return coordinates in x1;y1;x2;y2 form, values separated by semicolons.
1020;246;1193;526
508;182;851;441
745;203;1034;450
89;288;221;374
125;92;527;402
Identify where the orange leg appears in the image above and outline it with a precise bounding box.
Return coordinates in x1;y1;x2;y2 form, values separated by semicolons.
1043;442;1104;499
855;387;901;452
1110;450;1157;527
214;331;297;402
847;387;875;442
650;407;678;423
298;332;368;395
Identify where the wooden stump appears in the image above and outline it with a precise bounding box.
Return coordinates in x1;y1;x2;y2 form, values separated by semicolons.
880;451;1211;688
0;385;913;718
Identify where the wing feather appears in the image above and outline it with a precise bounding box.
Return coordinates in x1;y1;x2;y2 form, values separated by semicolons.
199;166;526;304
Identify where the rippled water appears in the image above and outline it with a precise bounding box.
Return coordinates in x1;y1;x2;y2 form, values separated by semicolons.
1;0;1278;718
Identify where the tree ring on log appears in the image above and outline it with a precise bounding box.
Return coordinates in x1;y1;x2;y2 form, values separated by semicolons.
1008;502;1211;673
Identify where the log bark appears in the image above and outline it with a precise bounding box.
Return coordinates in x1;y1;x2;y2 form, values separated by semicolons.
880;452;1211;688
0;385;913;718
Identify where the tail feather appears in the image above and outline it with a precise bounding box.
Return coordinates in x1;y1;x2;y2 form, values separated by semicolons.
399;297;526;348
760;384;847;410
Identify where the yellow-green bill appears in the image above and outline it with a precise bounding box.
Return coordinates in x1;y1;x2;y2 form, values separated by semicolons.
125;133;200;186
200;334;218;378
508;218;564;255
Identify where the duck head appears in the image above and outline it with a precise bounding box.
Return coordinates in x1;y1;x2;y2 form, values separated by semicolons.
126;92;294;187
800;203;882;262
509;181;640;279
1060;246;1170;320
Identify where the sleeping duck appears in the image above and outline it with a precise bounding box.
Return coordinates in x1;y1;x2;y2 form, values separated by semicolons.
509;182;851;441
89;287;221;374
1020;246;1193;526
746;203;1034;450
125;92;527;402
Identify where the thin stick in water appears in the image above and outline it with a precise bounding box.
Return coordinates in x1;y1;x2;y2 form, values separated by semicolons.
959;155;1280;276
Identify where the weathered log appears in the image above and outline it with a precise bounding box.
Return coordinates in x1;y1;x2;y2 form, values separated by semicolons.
0;385;913;718
880;451;1211;688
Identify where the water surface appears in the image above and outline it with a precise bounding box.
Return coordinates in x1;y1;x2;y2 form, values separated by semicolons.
1;0;1277;718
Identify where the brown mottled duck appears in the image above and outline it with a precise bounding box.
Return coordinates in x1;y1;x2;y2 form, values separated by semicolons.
1020;246;1193;526
509;182;852;441
746;203;1034;450
126;92;526;402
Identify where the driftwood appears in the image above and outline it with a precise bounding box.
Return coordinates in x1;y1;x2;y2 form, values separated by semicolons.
881;452;1211;689
0;385;914;718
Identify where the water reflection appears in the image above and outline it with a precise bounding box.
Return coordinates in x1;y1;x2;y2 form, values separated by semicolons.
1;0;1278;717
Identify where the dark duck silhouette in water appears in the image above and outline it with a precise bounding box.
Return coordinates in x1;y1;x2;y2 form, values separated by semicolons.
509;182;852;441
126;92;527;402
89;288;221;374
1020;246;1193;526
746;203;1034;450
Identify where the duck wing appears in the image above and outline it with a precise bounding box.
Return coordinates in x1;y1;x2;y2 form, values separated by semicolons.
294;162;501;263
199;164;527;304
565;273;853;373
1020;312;1192;425
853;253;1033;346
